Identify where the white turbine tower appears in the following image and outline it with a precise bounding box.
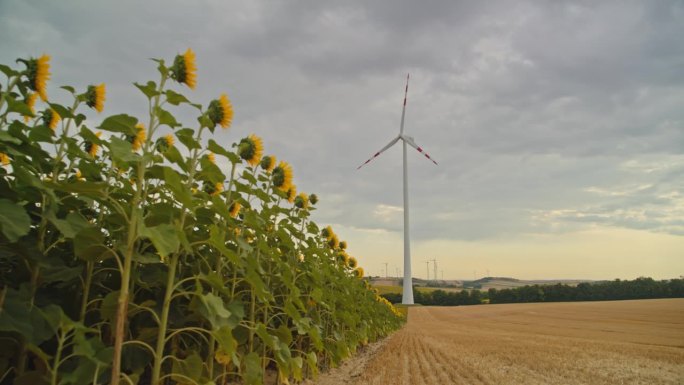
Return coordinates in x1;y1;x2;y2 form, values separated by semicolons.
357;74;438;305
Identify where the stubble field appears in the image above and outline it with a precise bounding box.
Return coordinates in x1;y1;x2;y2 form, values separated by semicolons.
315;299;684;385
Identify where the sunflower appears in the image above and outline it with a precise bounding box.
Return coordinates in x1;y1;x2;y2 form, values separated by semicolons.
229;201;241;218
309;193;318;205
207;93;233;129
165;134;174;147
348;256;357;269
207;152;216;164
155;134;174;152
238;134;263;167
171;48;197;89
211;182;224;196
328;233;339;249
286;186;297;203
0;153;10;166
128;124;146;151
339;241;347;250
86;83;106;113
336;251;350;265
44;108;61;132
353;267;364;278
26;55;51;101
272;161;293;192
85;131;103;157
294;192;309;209
24;93;37;123
214;350;231;366
75;170;84;181
260;155;276;173
321;225;334;241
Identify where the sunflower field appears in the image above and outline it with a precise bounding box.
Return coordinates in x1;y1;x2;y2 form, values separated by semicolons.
0;50;404;385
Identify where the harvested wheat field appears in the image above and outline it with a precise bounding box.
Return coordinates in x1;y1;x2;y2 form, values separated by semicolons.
312;299;684;385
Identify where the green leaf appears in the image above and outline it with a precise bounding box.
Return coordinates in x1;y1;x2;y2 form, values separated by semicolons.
100;290;120;322
198;293;232;330
175;128;200;150
162;166;194;209
213;325;238;363
165;89;190;106
155;106;180;128
0;130;21;144
60;85;76;94
98;114;138;135
208;139;240;163
108;137;139;164
0;63;18;77
243;352;263;385
5;96;33;116
139;223;179;259
171;351;203;383
134;81;159;99
47;211;90;239
74;227;108;261
48;180;107;197
0;199;30;242
48;102;73;120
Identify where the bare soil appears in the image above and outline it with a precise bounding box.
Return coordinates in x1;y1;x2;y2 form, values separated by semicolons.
309;298;684;385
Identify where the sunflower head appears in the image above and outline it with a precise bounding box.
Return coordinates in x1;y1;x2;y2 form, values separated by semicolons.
353;267;364;278
155;134;175;152
272;161;293;191
86;83;106;113
229;201;241;218
204;181;223;196
214;349;231;366
207;152;216;165
26;55;51;101
85;131;103;157
294;193;309;209
171;48;197;89
0;152;10;166
336;251;349;265
24;93;37;123
321;225;334;240
43;108;61;132
127;124;146;151
207;93;233;129
309;194;318;205
286;185;297;203
348;256;357;269
75;170;84;181
238;134;263;167
328;233;339;249
339;241;347;250
260;155;276;173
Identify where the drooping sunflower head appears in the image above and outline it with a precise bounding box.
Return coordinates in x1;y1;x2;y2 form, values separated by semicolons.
336;250;350;265
207;93;233;129
24;93;37;123
85;83;106;113
260;155;276;173
286;185;297;203
26;55;51;101
207;152;216;165
321;225;334;241
309;194;318;205
229;201;241;218
215;349;231;366
294;192;309;209
0;152;10;166
85;131;103;157
353;267;364;278
272;161;293;191
43;108;61;132
339;241;347;250
238;134;263;167
127;124;147;151
328;233;339;249
204;181;223;196
348;256;357;269
171;48;197;89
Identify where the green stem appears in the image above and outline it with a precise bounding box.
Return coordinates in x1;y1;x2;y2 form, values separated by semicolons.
0;76;19;116
79;261;94;322
50;331;66;385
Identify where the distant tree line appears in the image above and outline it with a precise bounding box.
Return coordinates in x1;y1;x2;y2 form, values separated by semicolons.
381;287;483;306
488;277;684;304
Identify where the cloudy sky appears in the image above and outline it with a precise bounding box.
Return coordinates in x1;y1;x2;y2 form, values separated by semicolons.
2;0;682;280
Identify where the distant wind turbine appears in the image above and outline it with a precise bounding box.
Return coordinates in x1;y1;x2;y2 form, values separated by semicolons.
357;74;438;305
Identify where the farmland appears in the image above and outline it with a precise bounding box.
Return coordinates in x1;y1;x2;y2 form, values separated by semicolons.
315;299;684;385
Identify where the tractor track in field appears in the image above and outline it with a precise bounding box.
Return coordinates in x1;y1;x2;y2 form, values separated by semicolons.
308;299;684;385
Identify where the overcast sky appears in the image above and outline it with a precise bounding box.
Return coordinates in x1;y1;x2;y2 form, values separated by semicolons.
2;0;682;280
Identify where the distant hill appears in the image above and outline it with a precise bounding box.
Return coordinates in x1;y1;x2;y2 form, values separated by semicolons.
369;276;594;291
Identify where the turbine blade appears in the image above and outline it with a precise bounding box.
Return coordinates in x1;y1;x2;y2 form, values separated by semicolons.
357;136;400;169
403;136;438;165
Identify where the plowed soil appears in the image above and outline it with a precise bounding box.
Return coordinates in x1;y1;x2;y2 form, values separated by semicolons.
312;299;684;385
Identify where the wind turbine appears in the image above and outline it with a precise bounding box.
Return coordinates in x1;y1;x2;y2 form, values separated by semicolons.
357;74;438;305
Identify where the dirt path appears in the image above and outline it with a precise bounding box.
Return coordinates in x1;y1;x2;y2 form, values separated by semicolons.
311;299;684;385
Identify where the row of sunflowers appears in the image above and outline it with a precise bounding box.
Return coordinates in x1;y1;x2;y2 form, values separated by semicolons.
0;50;404;385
